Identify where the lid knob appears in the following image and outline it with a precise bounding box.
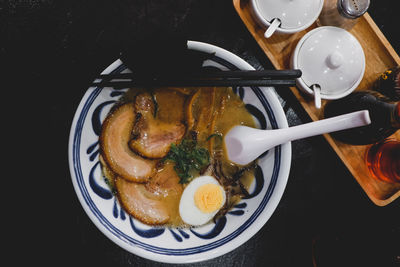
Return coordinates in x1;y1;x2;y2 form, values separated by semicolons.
327;51;344;69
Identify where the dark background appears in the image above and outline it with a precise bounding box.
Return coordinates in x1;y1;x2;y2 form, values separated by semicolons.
2;0;399;266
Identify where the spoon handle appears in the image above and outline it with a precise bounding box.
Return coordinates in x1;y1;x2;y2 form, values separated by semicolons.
274;110;370;143
225;110;371;165
264;18;281;38
312;84;322;109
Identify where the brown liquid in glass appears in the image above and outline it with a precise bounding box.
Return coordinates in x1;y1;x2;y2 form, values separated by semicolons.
365;140;400;183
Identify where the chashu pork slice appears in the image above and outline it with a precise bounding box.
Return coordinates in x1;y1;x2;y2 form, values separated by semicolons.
115;177;169;225
129;92;186;159
145;162;183;197
115;162;183;225
100;103;156;183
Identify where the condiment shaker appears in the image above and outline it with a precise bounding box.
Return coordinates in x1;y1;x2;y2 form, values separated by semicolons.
317;0;370;30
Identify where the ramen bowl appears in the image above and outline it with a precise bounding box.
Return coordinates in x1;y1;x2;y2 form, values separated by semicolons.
68;41;291;263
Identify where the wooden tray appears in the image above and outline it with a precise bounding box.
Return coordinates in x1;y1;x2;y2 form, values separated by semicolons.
233;0;400;206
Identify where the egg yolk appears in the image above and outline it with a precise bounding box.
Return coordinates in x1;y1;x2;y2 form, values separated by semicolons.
194;184;224;213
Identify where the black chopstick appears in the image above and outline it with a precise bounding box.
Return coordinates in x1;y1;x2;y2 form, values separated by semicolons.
91;79;296;88
97;69;302;80
92;69;300;88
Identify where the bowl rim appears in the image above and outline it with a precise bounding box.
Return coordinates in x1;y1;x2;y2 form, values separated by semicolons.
68;40;291;263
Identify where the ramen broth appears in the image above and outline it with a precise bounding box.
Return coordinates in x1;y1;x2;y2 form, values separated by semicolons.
100;87;257;227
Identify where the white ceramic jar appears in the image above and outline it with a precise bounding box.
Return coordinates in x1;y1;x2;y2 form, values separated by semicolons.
250;0;324;38
291;26;365;108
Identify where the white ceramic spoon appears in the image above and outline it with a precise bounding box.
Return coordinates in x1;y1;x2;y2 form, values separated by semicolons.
312;84;321;109
264;18;281;38
225;110;370;165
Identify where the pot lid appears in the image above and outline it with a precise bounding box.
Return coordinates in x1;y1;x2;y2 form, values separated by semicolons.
297;27;365;95
255;0;322;29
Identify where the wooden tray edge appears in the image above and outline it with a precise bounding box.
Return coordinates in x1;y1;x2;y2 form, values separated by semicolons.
233;0;400;206
322;132;400;206
363;13;400;65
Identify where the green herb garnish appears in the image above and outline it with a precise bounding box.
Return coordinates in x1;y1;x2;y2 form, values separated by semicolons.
206;133;223;141
164;139;210;184
103;176;117;195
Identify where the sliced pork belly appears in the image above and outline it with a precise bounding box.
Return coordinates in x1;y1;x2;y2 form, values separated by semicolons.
115;177;170;225
129;92;186;159
100;103;156;183
145;162;183;197
115;162;183;225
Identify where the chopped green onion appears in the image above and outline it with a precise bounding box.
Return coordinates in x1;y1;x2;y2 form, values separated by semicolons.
163;138;210;184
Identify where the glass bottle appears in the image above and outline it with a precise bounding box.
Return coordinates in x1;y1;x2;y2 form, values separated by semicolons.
374;66;400;101
323;91;400;145
365;139;400;183
317;0;370;30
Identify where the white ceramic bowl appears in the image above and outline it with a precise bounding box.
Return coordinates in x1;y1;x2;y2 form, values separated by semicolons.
291;26;365;101
68;41;291;264
250;0;323;36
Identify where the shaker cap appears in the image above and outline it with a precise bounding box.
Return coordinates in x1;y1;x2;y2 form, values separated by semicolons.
339;0;370;19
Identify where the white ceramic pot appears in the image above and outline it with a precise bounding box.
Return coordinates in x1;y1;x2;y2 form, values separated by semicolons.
291;26;365;108
250;0;324;38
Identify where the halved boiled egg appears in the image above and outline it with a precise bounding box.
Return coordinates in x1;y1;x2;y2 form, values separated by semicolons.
179;175;226;226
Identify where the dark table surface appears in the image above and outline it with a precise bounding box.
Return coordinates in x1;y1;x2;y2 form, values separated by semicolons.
2;0;399;266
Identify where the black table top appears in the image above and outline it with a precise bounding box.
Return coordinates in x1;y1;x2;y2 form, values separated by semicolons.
2;0;399;266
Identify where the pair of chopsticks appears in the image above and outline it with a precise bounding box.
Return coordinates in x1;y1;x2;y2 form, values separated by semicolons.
91;69;301;88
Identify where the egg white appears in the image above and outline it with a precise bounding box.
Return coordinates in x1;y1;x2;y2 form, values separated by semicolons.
179;175;226;226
